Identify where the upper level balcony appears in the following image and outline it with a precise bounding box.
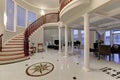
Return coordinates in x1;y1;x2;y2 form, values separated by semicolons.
59;0;91;24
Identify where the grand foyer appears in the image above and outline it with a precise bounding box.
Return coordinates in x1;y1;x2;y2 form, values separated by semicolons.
0;0;120;80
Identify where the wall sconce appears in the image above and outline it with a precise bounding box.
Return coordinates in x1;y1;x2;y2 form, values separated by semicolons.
4;12;7;27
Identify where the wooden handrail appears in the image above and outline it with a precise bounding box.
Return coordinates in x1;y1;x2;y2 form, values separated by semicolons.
59;0;72;11
0;34;3;37
24;13;59;56
0;34;3;52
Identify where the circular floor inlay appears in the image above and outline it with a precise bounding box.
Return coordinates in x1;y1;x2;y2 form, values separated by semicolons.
26;62;54;77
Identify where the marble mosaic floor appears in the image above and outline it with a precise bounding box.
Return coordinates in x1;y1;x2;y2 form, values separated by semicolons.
0;48;120;80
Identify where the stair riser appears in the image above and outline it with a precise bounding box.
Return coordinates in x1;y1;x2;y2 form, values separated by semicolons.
4;45;24;47
13;38;24;40
5;44;24;46
0;57;30;65
2;48;24;51
0;54;24;59
8;41;24;43
15;36;24;38
1;51;24;54
0;53;24;56
2;49;23;52
10;39;24;41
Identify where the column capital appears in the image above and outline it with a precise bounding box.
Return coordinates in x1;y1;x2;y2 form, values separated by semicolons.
58;21;64;27
83;13;89;17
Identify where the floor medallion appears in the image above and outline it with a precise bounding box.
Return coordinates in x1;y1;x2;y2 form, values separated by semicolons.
26;62;54;77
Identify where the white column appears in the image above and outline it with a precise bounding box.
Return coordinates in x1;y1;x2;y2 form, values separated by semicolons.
78;30;81;41
71;29;74;53
83;13;90;71
59;26;62;53
110;30;113;45
65;25;68;57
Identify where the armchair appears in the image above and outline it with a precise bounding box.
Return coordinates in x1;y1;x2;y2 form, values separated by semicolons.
111;44;120;58
98;45;111;61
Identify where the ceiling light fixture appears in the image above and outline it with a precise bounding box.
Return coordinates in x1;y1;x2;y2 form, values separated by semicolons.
41;10;45;16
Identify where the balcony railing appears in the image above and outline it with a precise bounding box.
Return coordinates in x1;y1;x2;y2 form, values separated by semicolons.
59;0;72;11
24;13;59;56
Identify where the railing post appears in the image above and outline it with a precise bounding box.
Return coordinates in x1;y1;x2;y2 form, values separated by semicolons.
24;37;29;56
0;34;3;52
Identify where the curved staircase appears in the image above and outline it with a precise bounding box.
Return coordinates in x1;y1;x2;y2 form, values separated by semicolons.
0;33;30;64
0;13;59;64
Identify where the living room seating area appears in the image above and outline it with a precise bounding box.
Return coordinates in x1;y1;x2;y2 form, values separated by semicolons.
47;40;59;50
90;43;120;61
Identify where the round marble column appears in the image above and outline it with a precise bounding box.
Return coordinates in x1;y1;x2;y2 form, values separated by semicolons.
83;13;90;72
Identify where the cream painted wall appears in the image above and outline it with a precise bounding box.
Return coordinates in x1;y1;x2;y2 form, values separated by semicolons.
3;27;25;44
0;0;5;35
89;31;96;48
44;28;58;45
29;26;73;48
29;27;44;48
1;0;42;44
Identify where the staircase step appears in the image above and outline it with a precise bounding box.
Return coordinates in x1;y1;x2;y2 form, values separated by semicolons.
0;56;30;65
1;51;24;54
13;38;24;40
0;54;24;59
2;49;23;52
4;45;24;47
15;36;24;38
2;46;24;49
8;41;24;43
6;43;24;45
0;52;24;56
2;48;24;51
12;39;24;40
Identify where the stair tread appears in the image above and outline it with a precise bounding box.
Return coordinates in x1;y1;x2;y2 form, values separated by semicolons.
8;41;24;42
2;49;23;52
2;46;24;48
0;52;24;56
6;43;24;45
0;56;27;61
0;54;24;59
1;51;24;54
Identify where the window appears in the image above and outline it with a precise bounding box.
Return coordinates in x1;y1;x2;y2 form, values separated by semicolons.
6;0;14;31
112;30;120;44
81;30;84;45
17;5;26;27
74;29;78;41
28;11;36;25
104;31;110;45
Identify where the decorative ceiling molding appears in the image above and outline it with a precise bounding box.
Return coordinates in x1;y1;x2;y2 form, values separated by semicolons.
22;0;59;11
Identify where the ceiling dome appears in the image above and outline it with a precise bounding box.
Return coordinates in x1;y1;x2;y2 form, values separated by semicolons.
23;0;59;11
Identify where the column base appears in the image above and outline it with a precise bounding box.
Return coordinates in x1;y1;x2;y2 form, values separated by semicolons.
58;51;61;54
63;56;67;58
83;67;91;72
71;50;74;53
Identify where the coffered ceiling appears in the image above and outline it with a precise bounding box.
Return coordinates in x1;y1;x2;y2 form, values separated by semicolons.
69;0;120;30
